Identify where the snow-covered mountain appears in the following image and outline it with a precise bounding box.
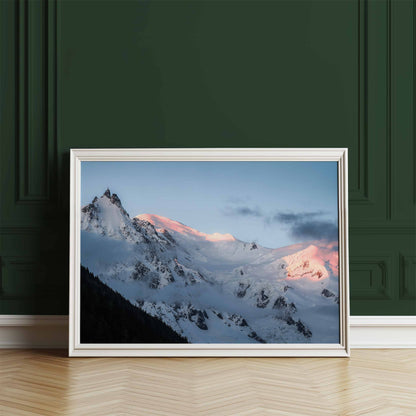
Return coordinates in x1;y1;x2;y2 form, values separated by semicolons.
137;213;236;242
81;189;340;343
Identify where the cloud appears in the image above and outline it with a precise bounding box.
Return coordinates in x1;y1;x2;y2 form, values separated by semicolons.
289;220;338;241
223;206;262;217
272;211;326;224
221;205;338;242
272;211;337;241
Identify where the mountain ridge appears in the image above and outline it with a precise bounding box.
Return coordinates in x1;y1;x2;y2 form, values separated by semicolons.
136;213;236;242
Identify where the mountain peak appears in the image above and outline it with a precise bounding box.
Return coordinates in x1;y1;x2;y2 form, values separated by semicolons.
136;213;235;242
110;193;122;208
81;190;135;242
282;244;332;281
95;189;125;211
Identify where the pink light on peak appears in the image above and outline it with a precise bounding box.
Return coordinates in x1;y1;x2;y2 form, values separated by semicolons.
135;214;235;242
205;232;235;242
309;241;339;276
283;242;339;281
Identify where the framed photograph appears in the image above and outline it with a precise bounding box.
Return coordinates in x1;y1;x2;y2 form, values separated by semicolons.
69;148;349;357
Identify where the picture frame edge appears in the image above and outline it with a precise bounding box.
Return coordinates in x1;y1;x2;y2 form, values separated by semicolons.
68;148;350;357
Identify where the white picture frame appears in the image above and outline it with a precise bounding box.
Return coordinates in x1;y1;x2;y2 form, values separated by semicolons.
69;148;349;357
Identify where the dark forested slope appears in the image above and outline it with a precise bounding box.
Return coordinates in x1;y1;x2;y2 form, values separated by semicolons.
81;266;187;343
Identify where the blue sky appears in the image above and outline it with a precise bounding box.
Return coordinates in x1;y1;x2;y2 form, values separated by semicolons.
81;161;338;248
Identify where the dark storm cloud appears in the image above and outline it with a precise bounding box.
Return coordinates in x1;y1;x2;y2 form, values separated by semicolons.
270;210;337;241
290;220;338;241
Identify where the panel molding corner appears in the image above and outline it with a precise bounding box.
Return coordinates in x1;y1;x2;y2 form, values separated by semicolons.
350;255;393;301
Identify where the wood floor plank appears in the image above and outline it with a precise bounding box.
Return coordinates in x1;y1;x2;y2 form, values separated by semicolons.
0;349;415;415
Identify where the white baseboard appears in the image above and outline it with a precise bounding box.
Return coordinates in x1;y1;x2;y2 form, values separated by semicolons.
0;315;415;349
0;315;68;348
349;316;416;348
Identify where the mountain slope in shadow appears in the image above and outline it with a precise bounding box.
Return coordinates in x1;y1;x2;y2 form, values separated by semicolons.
80;266;188;344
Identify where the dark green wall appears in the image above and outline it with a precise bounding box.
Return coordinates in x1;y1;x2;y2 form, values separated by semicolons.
0;0;415;315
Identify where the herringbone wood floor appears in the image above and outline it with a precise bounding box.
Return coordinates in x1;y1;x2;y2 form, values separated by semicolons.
0;350;415;415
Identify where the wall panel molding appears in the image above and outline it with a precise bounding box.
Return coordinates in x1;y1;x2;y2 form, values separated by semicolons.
385;0;392;221
350;0;369;202
350;255;393;301
390;0;415;221
16;0;57;204
0;0;62;314
349;224;416;234
350;0;396;222
399;254;416;300
0;226;44;235
0;256;43;301
349;0;415;315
